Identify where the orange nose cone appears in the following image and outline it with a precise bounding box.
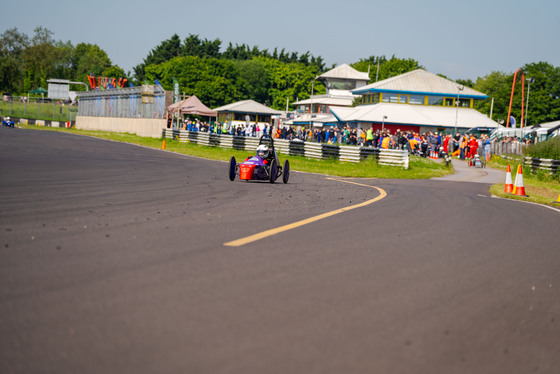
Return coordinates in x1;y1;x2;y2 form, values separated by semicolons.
239;164;255;180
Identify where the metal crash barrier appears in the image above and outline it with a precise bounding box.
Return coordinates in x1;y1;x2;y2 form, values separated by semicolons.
163;129;409;169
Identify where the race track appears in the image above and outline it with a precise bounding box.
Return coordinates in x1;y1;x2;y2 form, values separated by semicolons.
1;127;559;373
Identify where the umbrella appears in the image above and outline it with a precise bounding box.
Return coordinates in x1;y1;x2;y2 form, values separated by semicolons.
29;87;48;95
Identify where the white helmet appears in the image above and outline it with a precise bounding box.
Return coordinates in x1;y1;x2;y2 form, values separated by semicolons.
256;144;269;159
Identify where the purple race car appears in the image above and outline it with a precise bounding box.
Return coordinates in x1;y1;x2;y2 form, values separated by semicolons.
229;135;290;183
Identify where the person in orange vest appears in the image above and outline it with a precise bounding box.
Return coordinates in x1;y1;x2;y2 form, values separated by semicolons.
360;128;367;146
381;133;392;149
459;134;468;159
409;136;419;154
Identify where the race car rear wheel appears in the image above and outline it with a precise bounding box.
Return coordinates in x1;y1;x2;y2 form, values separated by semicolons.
229;156;237;181
269;159;277;183
282;160;290;184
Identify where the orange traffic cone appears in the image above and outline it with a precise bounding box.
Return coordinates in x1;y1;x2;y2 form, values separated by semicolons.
513;165;527;196
162;139;166;150
504;165;513;193
486;152;490;163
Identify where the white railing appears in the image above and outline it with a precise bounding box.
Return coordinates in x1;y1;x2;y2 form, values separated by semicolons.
163;129;409;168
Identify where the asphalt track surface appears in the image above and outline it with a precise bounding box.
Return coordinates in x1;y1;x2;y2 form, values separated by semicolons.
1;127;559;374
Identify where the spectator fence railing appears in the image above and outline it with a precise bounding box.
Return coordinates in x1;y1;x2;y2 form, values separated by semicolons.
163;129;409;168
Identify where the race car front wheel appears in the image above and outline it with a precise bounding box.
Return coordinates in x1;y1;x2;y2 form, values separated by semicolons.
282;160;290;184
269;159;277;183
229;157;237;181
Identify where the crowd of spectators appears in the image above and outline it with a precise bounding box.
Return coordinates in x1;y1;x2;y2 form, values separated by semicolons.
178;119;273;138
173;118;531;158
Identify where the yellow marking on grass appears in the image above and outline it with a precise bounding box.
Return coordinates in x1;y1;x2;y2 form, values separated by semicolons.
223;178;387;247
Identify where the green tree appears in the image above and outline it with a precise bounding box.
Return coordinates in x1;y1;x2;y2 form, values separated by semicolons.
521;62;560;126
144;55;241;107
351;56;378;82
470;63;560;127
456;78;475;88
182;34;222;58
379;56;422;80
51;40;74;80
351;55;421;82
72;42;112;88
261;57;323;110
0;27;29;93
22;27;60;91
102;65;126;78
194;76;240;108
234;58;271;104
133;34;182;84
473;71;512;125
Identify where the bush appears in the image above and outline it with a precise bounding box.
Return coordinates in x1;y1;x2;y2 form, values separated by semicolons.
524;137;560;160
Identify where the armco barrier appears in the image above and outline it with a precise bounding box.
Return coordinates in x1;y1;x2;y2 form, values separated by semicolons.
163;129;409;168
523;157;560;174
0;116;75;128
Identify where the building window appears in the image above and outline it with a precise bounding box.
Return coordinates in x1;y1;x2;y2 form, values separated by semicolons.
327;79;355;91
458;98;471;107
428;97;444;106
444;98;454;106
382;93;399;103
398;94;408;104
409;95;424;105
362;93;380;105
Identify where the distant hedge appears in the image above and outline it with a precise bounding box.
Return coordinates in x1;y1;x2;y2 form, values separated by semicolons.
524;137;560;160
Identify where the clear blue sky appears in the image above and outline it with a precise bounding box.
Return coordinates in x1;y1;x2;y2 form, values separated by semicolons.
4;0;559;81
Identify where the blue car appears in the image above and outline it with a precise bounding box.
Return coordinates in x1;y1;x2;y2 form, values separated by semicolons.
2;117;15;127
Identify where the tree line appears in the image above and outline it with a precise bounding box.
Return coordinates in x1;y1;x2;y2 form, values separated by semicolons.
1;27;559;126
0;27;123;95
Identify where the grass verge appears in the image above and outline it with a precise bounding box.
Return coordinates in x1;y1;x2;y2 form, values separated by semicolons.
487;154;560;207
15;125;453;179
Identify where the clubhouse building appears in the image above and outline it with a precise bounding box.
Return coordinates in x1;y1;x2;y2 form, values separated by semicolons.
289;64;370;127
330;69;500;134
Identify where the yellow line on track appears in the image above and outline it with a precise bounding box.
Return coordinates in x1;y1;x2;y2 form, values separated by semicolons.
223;178;387;247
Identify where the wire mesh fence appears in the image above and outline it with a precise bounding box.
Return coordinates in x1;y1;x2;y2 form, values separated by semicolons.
0;96;78;122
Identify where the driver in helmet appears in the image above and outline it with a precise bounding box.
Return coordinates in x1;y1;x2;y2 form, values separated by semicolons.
244;144;270;164
256;144;269;161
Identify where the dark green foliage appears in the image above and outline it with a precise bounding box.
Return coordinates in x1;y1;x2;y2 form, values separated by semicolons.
472;62;560;127
351;55;422;83
524;137;560;160
0;27;125;94
72;42;113;88
456;78;475;88
133;34;182;82
0;27;29;93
